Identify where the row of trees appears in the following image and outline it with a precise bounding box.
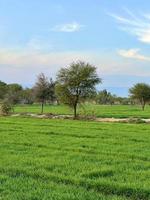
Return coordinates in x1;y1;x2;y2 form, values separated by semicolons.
0;61;100;117
0;77;55;105
0;82;24;104
29;61;101;118
97;84;150;111
1;61;150;117
96;90;133;105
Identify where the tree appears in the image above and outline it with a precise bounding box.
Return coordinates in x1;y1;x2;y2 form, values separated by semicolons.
115;97;131;105
33;73;54;113
47;78;56;104
6;83;23;104
96;90;115;105
0;81;8;100
0;100;13;115
129;83;150;110
22;88;34;104
55;61;101;118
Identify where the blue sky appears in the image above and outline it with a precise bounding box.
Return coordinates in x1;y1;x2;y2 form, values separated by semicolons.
0;0;150;96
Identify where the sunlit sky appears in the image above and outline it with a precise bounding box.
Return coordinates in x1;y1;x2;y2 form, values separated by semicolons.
0;0;150;96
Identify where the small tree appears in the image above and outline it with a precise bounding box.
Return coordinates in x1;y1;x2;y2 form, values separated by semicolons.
55;61;101;118
33;73;50;113
129;83;150;110
0;100;12;115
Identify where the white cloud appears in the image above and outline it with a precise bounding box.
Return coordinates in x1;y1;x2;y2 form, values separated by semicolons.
109;9;150;44
51;22;84;32
118;48;150;61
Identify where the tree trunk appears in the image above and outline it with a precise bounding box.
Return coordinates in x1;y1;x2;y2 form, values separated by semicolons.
73;104;77;119
141;98;145;111
56;98;60;105
142;103;145;111
41;102;44;114
73;94;79;119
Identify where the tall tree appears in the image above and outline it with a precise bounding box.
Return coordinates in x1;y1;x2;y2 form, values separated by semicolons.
55;61;101;118
129;83;150;110
33;74;55;113
33;73;50;113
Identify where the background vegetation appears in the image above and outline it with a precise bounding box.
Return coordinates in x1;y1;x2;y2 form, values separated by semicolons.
1;61;150;117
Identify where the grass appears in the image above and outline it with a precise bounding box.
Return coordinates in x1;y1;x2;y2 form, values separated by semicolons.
0;117;150;199
14;104;150;118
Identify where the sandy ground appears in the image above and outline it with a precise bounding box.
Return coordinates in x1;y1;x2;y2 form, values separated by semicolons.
10;113;150;123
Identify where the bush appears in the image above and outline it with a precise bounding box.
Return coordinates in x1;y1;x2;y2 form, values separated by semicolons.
0;101;13;115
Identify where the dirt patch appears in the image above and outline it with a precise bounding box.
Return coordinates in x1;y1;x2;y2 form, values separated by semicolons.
95;118;127;122
10;113;150;123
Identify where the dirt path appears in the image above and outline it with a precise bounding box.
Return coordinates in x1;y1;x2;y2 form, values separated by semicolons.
95;118;150;123
10;113;150;123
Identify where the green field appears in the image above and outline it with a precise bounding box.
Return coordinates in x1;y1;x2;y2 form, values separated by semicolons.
0;117;150;200
14;104;150;118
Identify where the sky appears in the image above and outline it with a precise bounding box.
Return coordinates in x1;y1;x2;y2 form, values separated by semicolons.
0;0;150;96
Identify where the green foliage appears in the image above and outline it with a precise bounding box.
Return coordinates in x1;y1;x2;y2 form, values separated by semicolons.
96;90;116;105
0;117;150;200
115;97;131;105
0;100;13;115
21;88;34;104
56;61;101;118
33;73;49;102
33;73;55;113
96;90;132;105
6;83;23;105
0;80;8;99
0;81;24;104
129;83;150;110
47;78;56;104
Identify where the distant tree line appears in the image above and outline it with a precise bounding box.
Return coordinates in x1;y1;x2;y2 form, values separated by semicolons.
0;76;56;114
95;90;137;106
0;61;150;116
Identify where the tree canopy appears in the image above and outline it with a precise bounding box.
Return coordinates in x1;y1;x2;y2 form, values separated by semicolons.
55;61;101;118
129;83;150;110
33;73;55;113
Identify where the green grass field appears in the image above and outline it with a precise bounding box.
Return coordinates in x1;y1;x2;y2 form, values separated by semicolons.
14;104;150;118
0;117;150;200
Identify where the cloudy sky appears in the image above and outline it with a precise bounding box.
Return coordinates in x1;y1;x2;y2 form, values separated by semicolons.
0;0;150;96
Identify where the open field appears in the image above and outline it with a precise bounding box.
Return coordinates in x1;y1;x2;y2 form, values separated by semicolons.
14;104;150;118
0;117;150;200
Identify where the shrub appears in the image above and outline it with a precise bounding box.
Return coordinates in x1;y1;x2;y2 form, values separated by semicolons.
0;101;13;115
